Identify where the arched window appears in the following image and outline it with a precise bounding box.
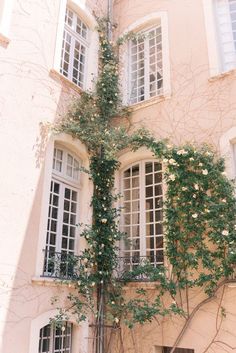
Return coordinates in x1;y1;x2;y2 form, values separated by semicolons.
121;160;164;269
38;322;72;353
43;145;80;278
60;6;89;88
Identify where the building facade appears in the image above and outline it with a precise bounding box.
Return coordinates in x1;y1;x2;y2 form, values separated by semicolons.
1;0;236;352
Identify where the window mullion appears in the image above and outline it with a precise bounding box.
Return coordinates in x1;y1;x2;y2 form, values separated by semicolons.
74;189;80;256
140;161;146;257
72;9;76;33
128;41;132;104
144;36;150;100
68;35;75;82
51;324;54;353
56;182;64;254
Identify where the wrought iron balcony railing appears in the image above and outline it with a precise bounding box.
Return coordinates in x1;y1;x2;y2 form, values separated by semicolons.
42;250;163;281
115;256;164;281
42;249;81;279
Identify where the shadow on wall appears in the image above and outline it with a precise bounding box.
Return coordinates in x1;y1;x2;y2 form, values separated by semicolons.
0;85;82;353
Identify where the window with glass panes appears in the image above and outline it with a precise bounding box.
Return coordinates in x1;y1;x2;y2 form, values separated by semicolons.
121;161;164;269
129;25;163;104
44;146;80;276
60;7;88;88
38;322;72;353
215;0;236;71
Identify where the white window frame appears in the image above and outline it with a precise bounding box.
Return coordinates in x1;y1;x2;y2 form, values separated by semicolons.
35;135;92;279
219;126;236;179
121;12;171;105
215;0;236;71
38;322;72;353
128;24;163;104
53;0;98;91
30;309;89;353
60;7;89;89
120;160;164;267
0;0;14;44
43;145;81;276
203;0;236;75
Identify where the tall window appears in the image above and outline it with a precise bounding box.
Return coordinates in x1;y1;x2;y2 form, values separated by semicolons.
129;24;163;104
60;7;88;88
215;0;236;71
0;0;13;41
38;322;72;353
44;146;80;277
121;161;164;268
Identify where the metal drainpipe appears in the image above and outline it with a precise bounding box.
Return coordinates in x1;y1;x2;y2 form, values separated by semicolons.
107;0;113;41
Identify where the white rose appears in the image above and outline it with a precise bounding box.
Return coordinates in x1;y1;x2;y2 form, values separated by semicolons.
177;149;187;155
169;174;176;181
222;230;229;236
202;169;208;175
168;158;177;165
192;213;198;218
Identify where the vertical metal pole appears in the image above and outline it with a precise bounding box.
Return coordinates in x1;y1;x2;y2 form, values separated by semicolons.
95;2;113;353
97;283;105;353
107;0;113;41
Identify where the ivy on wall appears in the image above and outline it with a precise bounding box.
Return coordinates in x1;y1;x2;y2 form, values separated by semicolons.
54;18;236;331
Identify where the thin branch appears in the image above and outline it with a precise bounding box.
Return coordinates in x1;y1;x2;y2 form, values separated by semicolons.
169;279;236;353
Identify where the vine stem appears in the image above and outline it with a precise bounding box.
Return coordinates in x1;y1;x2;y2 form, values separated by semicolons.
201;285;225;353
169;279;235;353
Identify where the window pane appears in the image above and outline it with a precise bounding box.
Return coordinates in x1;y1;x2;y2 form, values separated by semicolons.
53;148;63;172
39;324;51;353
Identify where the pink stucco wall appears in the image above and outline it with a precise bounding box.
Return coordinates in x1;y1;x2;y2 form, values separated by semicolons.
0;0;236;352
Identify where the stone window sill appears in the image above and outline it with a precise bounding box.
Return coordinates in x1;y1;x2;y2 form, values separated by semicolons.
208;69;236;82
129;94;171;112
49;69;83;95
0;32;10;46
31;276;71;287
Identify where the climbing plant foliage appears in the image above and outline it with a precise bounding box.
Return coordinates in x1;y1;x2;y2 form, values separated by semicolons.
54;18;236;329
